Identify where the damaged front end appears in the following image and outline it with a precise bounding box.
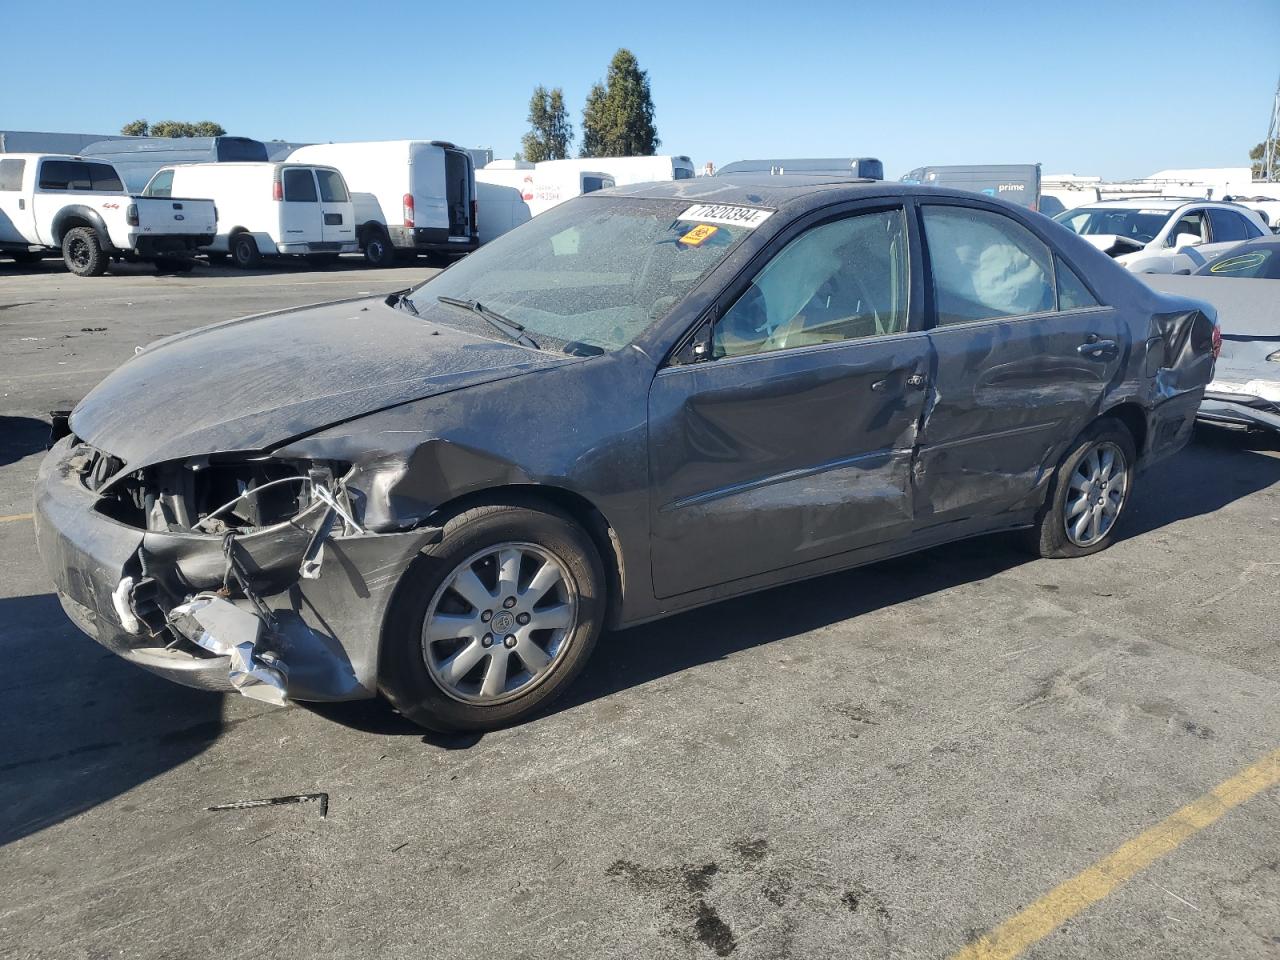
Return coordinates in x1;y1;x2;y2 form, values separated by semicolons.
35;437;440;704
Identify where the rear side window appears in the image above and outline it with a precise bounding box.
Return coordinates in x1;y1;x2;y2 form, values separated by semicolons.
144;169;173;198
38;160;122;192
283;168;317;202
314;168;349;203
922;205;1055;324
1207;209;1255;244
0;159;24;191
1055;256;1099;309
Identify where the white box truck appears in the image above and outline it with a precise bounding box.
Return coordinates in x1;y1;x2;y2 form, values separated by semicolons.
474;160;614;243
287;140;478;266
0;154;216;276
143;162;357;268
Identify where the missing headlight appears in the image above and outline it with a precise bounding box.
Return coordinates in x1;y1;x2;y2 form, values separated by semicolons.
91;455;351;534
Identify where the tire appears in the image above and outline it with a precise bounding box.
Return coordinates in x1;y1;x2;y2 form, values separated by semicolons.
1027;418;1137;559
153;258;194;274
380;500;606;732
363;228;397;267
62;227;107;277
230;233;261;269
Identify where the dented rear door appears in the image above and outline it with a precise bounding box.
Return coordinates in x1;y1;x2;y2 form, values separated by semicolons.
913;201;1124;525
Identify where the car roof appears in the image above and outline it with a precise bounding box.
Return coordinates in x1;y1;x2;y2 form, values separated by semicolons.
1070;197;1241;211
602;175;962;211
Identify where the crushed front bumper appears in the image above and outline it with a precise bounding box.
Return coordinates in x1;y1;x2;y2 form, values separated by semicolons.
34;436;439;703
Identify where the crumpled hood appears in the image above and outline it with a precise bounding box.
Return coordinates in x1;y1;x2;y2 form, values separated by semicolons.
70;296;568;469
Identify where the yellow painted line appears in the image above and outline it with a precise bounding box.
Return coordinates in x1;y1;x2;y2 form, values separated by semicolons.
953;746;1280;960
0;513;34;524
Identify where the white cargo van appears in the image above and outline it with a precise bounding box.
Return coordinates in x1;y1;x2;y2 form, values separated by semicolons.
286;140;478;266
144;162;357;268
474;160;614;244
531;155;694;186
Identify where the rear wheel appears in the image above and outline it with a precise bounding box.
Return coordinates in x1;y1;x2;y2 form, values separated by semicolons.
363;228;396;267
1028;418;1136;558
230;233;261;269
62;227;107;277
380;501;606;732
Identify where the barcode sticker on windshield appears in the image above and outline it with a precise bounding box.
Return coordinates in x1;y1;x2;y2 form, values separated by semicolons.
677;204;773;228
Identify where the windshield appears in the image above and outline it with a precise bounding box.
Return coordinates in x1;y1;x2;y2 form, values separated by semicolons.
410;196;755;351
1197;245;1279;279
1053;207;1169;245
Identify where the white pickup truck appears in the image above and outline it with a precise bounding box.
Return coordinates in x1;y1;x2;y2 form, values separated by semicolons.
0;154;217;276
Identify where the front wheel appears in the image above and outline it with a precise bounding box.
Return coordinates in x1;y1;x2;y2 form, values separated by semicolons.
380;501;606;732
1028;418;1137;559
62;227;107;277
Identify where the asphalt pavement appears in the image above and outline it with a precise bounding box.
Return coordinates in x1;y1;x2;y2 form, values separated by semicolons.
1;255;1278;960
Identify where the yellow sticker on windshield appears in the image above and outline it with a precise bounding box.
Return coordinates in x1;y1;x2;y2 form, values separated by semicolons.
679;224;719;247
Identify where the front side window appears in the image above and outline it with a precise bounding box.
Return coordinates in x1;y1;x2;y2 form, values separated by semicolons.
0;159;24;191
922;205;1054;325
1167;211;1206;246
315;168;349;203
283;168;317;202
714;208;909;358
144;169;173;198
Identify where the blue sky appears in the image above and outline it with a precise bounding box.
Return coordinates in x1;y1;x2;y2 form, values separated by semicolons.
2;0;1277;179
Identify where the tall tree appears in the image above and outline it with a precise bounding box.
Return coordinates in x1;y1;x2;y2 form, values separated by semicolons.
521;86;573;162
580;49;659;158
580;82;608;158
120;119;149;136
1250;141;1268;179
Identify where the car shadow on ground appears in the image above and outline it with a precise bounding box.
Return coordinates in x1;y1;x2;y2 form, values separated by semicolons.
0;416;50;467
0;593;225;847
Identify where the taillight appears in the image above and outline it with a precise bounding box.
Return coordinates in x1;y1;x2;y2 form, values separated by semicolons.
126;203;139;226
403;193;415;228
1211;322;1222;359
272;178;283;201
471;198;478;230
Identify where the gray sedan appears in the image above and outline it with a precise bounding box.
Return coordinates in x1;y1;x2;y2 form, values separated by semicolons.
34;178;1216;731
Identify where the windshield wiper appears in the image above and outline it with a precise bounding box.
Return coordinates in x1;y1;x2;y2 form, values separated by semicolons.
437;296;540;349
386;290;419;316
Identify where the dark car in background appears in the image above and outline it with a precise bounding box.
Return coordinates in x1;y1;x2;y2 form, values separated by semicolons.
35;178;1216;731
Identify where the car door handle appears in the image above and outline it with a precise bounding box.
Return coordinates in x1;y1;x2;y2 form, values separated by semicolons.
1077;339;1118;360
871;373;927;393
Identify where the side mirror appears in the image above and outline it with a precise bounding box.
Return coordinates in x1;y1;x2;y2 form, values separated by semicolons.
1173;232;1202;250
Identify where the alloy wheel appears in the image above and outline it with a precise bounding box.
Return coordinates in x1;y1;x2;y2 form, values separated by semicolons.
421;542;578;704
1063;441;1128;547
